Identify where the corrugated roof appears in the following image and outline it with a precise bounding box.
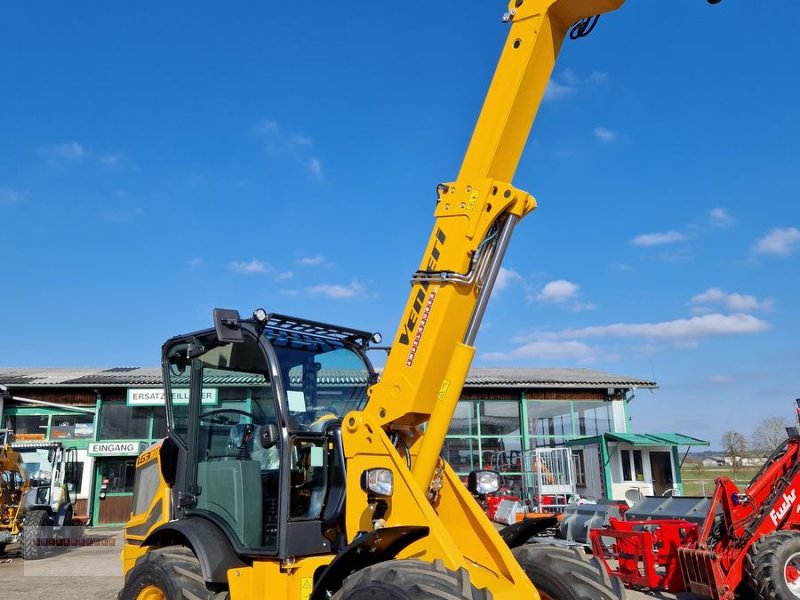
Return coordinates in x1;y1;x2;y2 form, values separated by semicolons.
0;366;656;389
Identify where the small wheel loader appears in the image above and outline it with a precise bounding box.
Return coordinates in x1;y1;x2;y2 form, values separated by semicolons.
119;0;731;599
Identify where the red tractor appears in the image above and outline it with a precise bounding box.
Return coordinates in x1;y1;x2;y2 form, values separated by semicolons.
592;416;800;599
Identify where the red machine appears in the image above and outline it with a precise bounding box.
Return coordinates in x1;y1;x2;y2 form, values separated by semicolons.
592;432;800;599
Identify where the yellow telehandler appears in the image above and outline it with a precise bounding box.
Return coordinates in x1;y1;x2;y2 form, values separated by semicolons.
119;0;724;598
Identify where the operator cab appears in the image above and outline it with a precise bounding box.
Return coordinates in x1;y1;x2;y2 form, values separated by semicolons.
160;309;379;558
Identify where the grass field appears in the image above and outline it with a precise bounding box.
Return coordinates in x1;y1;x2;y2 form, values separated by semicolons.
680;465;761;496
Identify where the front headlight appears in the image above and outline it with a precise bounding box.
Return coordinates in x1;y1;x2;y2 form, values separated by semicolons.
468;470;500;495
361;468;394;497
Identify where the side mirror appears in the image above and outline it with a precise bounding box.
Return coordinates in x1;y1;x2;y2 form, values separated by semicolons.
260;423;280;450
213;308;244;343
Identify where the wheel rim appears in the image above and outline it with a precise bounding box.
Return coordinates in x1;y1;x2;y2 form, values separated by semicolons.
136;585;166;600
784;552;800;597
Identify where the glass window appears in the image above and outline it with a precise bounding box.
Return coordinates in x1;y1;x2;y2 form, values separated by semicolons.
633;450;644;481
621;449;632;481
151;407;167;440
572;450;587;487
50;414;95;440
574;401;613;436
442;438;479;473
450;402;478;436
101;458;136;494
528;400;573;438
165;336;279;552
281;346;370;431
479;401;520;436
101;404;149;440
481;437;523;471
8;415;48;440
67;461;85;495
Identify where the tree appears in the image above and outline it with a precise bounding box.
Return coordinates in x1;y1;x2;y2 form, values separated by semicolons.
751;416;792;456
721;430;748;480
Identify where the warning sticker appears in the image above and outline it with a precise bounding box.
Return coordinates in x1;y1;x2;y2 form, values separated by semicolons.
300;577;313;600
406;290;436;367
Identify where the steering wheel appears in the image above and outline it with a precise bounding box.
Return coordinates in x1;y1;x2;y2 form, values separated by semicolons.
199;408;261;424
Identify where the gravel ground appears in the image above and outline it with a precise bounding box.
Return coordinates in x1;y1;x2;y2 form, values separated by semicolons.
0;528;704;600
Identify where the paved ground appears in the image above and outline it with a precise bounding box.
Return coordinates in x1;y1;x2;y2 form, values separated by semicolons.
0;528;124;600
0;527;701;600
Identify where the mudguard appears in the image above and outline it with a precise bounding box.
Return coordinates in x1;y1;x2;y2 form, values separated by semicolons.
141;516;247;584
309;526;429;600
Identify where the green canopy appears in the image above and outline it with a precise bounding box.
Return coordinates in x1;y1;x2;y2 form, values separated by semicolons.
564;432;709;447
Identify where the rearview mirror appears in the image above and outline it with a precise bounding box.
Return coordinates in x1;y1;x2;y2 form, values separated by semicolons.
260;423;280;450
213;308;244;343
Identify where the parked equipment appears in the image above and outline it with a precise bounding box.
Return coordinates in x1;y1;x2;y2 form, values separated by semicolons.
0;431;29;554
592;427;800;599
119;1;726;599
12;441;81;560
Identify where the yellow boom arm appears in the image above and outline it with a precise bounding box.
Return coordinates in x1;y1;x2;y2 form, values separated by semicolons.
364;0;624;488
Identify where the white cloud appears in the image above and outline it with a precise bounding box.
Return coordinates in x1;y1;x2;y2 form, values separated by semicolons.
187;257;203;269
631;231;688;247
593;126;617;143
101;154;122;166
230;259;270;274
296;255;327;266
710;374;732;384
482;340;596;362
752;227;800;257
544;80;575;102
52;141;85;160
708;208;734;227
589;71;609;83
275;271;294;281
254;119;322;179
691;287;773;314
254;119;313;153
495;267;523;291
570;302;597;313
0;188;27;205
307;157;323;180
39;141;86;165
307;281;364;299
556;313;769;345
536;280;579;304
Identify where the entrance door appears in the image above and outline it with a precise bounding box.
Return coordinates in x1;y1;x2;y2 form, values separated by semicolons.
650;451;675;496
94;458;136;525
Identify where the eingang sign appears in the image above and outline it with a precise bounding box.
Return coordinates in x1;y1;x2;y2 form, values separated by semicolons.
126;388;218;407
88;441;148;456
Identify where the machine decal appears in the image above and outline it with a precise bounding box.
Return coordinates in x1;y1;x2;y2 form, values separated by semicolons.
405;290;436;367
437;379;450;402
300;577;313;600
398;228;446;349
770;488;797;526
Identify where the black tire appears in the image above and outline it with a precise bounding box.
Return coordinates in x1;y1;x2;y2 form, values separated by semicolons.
0;542;6;555
118;546;226;600
746;530;800;600
22;509;51;560
331;559;490;600
513;543;627;600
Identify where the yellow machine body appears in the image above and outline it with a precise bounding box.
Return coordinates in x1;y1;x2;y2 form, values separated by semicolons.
122;0;628;598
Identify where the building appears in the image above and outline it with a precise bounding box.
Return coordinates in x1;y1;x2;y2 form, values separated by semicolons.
0;365;705;525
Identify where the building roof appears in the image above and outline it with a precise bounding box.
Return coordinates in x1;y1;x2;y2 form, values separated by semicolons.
0;366;657;390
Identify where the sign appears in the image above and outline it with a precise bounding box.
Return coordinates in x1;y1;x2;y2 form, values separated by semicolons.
127;388;218;407
88;441;148;457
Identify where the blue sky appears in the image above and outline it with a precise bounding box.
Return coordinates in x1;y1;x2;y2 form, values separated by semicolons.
1;1;798;446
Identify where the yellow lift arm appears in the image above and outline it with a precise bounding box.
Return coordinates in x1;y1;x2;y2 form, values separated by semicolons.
365;0;624;492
